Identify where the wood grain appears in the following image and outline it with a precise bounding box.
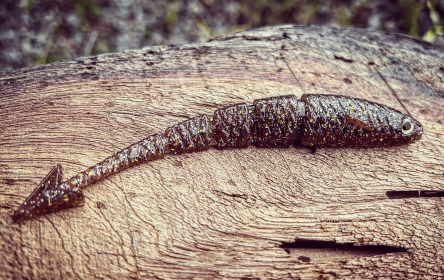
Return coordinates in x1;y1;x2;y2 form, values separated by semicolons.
1;25;444;279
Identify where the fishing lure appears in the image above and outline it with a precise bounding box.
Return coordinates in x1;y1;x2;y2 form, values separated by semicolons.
12;94;423;222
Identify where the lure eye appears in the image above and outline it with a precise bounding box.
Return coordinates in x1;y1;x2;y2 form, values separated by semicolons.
402;119;414;134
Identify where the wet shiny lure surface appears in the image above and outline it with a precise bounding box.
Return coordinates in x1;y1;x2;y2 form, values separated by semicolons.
12;94;423;222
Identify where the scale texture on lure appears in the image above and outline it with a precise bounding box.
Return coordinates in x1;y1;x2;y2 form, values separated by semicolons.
12;94;423;222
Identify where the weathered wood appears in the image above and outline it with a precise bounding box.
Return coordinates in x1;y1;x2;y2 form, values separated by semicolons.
1;25;444;279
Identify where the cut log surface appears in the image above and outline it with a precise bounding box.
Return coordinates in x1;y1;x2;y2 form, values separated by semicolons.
1;25;444;279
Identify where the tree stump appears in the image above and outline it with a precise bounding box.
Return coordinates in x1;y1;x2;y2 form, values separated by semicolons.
1;25;444;279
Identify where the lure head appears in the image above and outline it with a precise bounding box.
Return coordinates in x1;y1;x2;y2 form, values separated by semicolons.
345;107;424;146
12;164;85;223
391;114;423;145
301;94;423;147
342;100;424;147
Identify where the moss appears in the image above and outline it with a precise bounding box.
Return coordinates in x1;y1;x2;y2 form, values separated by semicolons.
195;16;212;38
423;0;443;42
335;6;352;27
144;28;152;40
91;37;113;55
397;0;422;37
73;0;100;17
45;53;68;64
238;0;324;28
35;55;47;65
36;41;72;65
36;52;68;65
89;2;101;17
298;1;322;24
164;1;179;32
20;0;34;12
74;2;85;16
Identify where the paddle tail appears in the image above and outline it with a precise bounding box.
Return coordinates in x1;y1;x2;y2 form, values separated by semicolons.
12;164;85;222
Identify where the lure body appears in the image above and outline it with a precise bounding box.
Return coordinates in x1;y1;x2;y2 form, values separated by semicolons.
12;94;423;222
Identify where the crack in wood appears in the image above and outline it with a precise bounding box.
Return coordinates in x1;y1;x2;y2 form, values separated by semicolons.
386;190;444;199
280;239;407;263
333;55;354;63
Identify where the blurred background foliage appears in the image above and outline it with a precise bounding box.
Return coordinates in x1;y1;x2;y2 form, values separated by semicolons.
0;0;443;72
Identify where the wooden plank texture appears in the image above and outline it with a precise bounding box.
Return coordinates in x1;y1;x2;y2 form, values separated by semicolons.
1;25;444;279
